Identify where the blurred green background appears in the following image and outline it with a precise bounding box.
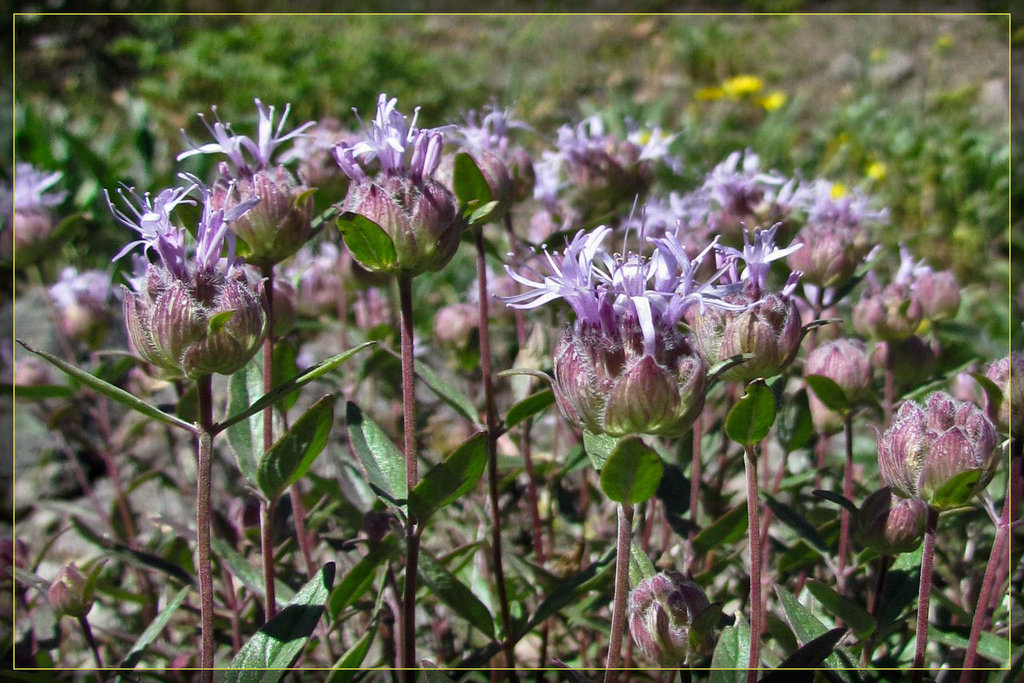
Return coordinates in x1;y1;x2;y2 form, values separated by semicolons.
8;12;1020;344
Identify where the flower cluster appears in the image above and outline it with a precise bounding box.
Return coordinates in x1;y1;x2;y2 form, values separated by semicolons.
48;267;120;347
180;99;315;267
4;163;68;261
699;149;805;240
628;572;716;666
333;94;463;276
108;179;266;379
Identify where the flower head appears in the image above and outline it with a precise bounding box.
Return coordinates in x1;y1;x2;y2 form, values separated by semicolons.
179;99;314;177
701;150;806;239
628;572;716;666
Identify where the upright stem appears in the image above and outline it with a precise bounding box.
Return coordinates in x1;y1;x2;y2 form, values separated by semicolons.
744;445;762;683
912;507;940;682
398;273;419;680
838;412;854;592
197;375;215;683
883;342;895;426
688;415;703;555
77;615;104;678
960;438;1022;676
475;228;517;676
260;266;278;621
603;503;635;683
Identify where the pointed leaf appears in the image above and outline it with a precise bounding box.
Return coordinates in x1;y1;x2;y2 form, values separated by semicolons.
725;380;776;446
453;152;494;206
212;536;294;607
929;469;982;510
693;503;748;554
518;549;616;638
628;542;656;590
583;429;620;471
468;200;501;226
225;564;335;683
418;551;495;638
328;536;397;619
805;580;874;638
219;342;375;433
710;617;750;683
17;340;195;433
805;374;850;414
505;389;554;429
760;627;847;680
409;432;488;524
257;395;335;500
599;437;664;504
226;360;264;485
345;401;407;507
119;586;190;668
813;489;859;515
414;360;482;428
336;212;397;272
326;618;379;682
776;587;854;678
763;493;828;553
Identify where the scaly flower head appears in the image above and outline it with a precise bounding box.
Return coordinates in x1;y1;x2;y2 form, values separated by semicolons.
702;150;806;241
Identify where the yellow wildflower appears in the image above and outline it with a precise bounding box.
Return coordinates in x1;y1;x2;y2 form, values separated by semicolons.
722;75;764;98
696;86;725;101
935;34;954;51
866;161;887;181
830;183;848;199
759;91;787;111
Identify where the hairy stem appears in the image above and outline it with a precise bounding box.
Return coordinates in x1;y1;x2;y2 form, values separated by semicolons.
398;273;419;680
260;265;278;621
197;375;215;682
960;437;1022;676
838;412;854;593
603;503;635;683
744;445;762;683
912;507;940;682
475;228;517;676
862;554;890;666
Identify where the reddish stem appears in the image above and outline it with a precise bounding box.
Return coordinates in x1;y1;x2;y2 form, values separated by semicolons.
912;508;940;682
838;412;854;592
745;445;762;683
398;273;419;681
603;504;635;683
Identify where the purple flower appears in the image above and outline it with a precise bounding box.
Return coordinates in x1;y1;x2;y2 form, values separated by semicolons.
803;180;889;229
701;150;806;239
333;93;448;183
178;99;314;177
715;222;803;298
11;163;67;213
451;100;530;157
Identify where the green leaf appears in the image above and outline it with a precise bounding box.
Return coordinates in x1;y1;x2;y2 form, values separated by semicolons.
776;587;854;679
211;536;294;607
761;627;847;679
599;437;664;504
468;200;501;225
257;395;335;500
272;340;301;413
583;429;620;471
345;401;407;507
628;542;656;590
805;374;850;414
224;563;336;683
707;352;755;385
929;469;982;510
453;152;494;206
207;309;235;333
17;340;196;433
813;489;860;515
505;389;554;429
336;212;397;272
517;549;615;638
693;503;748;554
219;342;375;433
725;380;776;446
409;432;488;524
776;389;814;452
118;586;190;668
710;617;750;683
969;372;1003;415
930;625;1011;665
328;536;397;619
226;360;264;485
805;580;874;638
763;493;829;553
418;551;495;638
326;618;378;683
414;360;482;428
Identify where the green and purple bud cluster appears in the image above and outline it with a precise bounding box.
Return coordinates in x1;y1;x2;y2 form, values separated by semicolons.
628;571;716;666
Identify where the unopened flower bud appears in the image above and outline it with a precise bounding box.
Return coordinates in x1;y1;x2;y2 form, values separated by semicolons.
433;303;478;347
691;293;802;383
343;175;464;276
48;562;94;618
215;166;314;267
853;284;923;342
877;392;998;509
806;338;872;401
854;487;928;554
553;320;706;437
787;220;872;288
983;354;1024;438
914;269;960;321
628;572;716;666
